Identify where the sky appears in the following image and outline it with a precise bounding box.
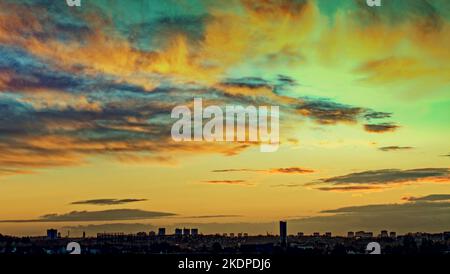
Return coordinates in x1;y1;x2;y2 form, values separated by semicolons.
0;0;449;236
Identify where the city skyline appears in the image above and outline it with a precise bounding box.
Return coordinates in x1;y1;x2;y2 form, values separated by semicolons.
0;0;449;237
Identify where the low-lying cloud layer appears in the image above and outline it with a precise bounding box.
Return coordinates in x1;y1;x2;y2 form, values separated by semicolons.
290;197;450;234
0;209;175;222
61;194;450;236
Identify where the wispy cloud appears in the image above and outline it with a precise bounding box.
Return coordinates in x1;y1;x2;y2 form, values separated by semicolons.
311;168;450;192
402;194;450;202
271;183;303;188
318;168;449;185
316;185;385;192
71;198;147;206
378;146;414;151
184;215;242;219
202;180;251;186
211;167;314;174
364;123;399;133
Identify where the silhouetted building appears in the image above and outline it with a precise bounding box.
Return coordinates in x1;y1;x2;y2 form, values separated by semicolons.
97;232;124;241
47;229;58;240
191;228;199;236
183;228;190;236
149;231;156;236
313;232;320;237
347;231;355;238
137;232;147;237
380;230;389;238
444;232;450;241
297;232;304;237
158;228;166;236
280;221;287;247
390;232;397;238
82;231;86;239
325;232;332;237
175;228;182;236
355;231;373;238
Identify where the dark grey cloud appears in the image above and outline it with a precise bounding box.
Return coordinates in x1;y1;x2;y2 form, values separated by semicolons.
402;194;450;202
316;168;449;185
296;99;365;125
364;111;392;120
71;198;148;205
222;77;272;90
0;209;175;223
378;146;414;151
276;75;297;85
364;123;399;133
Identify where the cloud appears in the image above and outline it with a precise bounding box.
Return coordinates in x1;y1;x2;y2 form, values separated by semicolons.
269;167;314;174
296;99;365;125
319;168;450;185
402;194;450;202
271;183;303;188
0;209;175;223
316;185;385;192
184;215;242;219
364;123;399;133
221;77;272;90
212;169;259;173
61;195;450;236
364;111;392;120
378;146;414;151
311;168;450;192
71;198;147;205
211;167;314;174
202;180;251;186
0;0;424;178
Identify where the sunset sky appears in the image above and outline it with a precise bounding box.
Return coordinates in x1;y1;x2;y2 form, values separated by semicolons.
0;0;449;236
